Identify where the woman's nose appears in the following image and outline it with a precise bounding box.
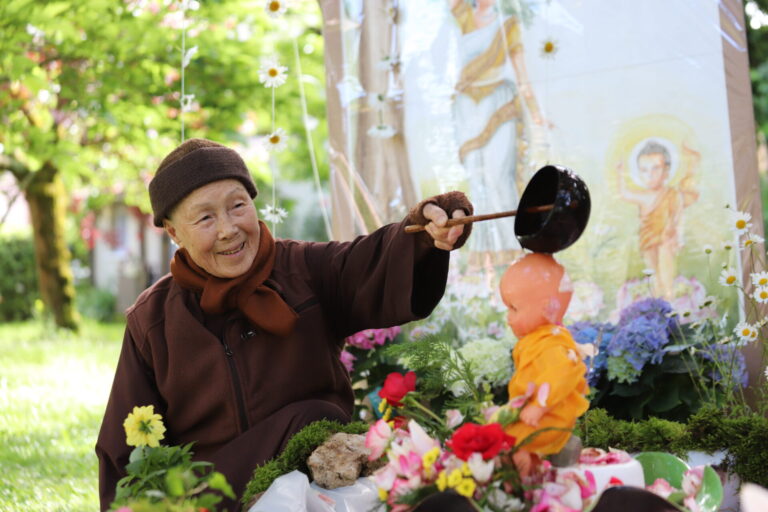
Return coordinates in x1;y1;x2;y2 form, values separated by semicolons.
217;216;238;239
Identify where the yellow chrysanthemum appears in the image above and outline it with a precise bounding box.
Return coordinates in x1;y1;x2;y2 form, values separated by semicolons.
422;447;440;469
461;462;472;477
455;478;477;498
123;405;166;447
436;470;448;491
447;468;463;488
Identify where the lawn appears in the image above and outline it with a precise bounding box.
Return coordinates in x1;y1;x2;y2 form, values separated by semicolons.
0;320;124;512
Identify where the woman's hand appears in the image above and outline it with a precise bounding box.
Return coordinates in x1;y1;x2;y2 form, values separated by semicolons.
421;204;467;251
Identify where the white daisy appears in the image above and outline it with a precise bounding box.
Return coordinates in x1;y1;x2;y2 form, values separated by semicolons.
265;0;288;17
698;295;718;309
642;268;655;277
742;233;765;250
722;240;734;251
719;267;739;287
751;271;768;287
733;322;758;344
367;124;397;139
259;204;288;224
730;209;752;235
258;57;288;88
264;127;287;152
702;244;713;255
754;286;768;304
368;92;387;109
540;38;558;58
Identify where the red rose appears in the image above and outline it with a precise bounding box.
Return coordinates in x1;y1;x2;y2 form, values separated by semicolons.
378;371;416;407
446;422;516;461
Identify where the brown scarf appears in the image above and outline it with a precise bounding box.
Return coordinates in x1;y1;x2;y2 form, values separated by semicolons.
170;221;297;337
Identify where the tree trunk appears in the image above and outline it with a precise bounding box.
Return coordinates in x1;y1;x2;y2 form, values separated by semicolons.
25;162;80;330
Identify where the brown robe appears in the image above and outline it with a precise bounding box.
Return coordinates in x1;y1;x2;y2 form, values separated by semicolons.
96;197;470;511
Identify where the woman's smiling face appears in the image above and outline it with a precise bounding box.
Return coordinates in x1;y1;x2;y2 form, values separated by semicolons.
164;179;260;278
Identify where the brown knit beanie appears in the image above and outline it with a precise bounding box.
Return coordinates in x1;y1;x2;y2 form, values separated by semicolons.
149;138;258;227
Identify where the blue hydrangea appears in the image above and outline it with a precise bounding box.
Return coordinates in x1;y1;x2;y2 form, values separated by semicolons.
568;321;615;387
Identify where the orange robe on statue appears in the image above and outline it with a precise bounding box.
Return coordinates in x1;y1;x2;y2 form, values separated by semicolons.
505;324;589;455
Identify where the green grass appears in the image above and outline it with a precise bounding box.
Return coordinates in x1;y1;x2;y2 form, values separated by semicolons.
0;320;124;512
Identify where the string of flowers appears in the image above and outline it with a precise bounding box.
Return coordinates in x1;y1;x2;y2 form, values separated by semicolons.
179;0;200;141
258;1;290;233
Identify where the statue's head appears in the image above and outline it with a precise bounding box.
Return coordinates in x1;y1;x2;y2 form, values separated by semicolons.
499;252;573;338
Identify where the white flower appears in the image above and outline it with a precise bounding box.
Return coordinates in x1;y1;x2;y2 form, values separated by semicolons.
368;92;387;109
698;295;718;309
722;240;734;251
264;0;288;17
367;124;397;139
258;57;288;88
264;127;287;152
719;267;739;287
742;233;765;250
764;367;768;380
467;452;494;483
259;204;288;224
730;209;752;235
754;286;768;304
702;244;713;255
642;268;655;277
752;271;768;287
734;322;758;344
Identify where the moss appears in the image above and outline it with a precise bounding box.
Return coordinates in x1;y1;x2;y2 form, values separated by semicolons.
241;420;369;506
577;408;768;487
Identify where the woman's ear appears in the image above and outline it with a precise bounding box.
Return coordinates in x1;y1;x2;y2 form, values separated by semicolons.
163;219;181;247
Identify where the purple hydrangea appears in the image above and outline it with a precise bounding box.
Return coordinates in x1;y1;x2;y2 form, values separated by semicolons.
700;344;749;389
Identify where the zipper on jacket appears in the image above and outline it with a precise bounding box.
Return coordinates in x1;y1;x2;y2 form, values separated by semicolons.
220;339;249;434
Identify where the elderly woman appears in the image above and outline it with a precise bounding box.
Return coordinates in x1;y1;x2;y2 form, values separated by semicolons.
96;138;473;510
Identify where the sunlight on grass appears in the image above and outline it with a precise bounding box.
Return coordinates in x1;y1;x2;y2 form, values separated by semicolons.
0;320;124;512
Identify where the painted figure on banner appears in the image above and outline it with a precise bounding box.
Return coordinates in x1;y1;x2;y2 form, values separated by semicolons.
616;138;700;300
447;0;549;269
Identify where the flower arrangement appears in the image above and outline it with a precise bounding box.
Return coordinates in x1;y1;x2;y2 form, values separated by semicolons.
365;369;719;512
570;296;748;421
110;405;234;512
340;326;407;420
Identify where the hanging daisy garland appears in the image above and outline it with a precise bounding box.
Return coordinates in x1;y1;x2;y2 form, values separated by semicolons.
258;3;291;230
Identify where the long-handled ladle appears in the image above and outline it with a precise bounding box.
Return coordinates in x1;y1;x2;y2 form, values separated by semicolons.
404;204;555;234
403;164;591;253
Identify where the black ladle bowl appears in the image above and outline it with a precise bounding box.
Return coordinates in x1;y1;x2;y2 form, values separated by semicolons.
515;164;591;253
404;164;590;254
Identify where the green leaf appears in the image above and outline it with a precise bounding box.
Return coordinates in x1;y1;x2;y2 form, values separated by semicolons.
164;466;185;497
208;471;235;499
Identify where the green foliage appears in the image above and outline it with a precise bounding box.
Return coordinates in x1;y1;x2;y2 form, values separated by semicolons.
241;420;368;506
0;233;38;320
112;443;234;511
577;407;768;487
75;283;118;322
747;1;768;135
0;319;123;512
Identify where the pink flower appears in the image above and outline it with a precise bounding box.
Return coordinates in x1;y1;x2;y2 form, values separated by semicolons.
345;326;401;350
445;409;464;428
683;495;702;512
115;508;133;512
647;478;675;499
339;350;356;373
578;447;631;465
682;466;704;497
509;382;536;408
396;452;422;478
373;464;397;491
481;405;500;422
407;420;440;456
365;419;393;460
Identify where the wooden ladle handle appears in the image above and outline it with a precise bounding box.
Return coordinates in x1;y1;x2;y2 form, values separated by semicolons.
404;204;554;234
